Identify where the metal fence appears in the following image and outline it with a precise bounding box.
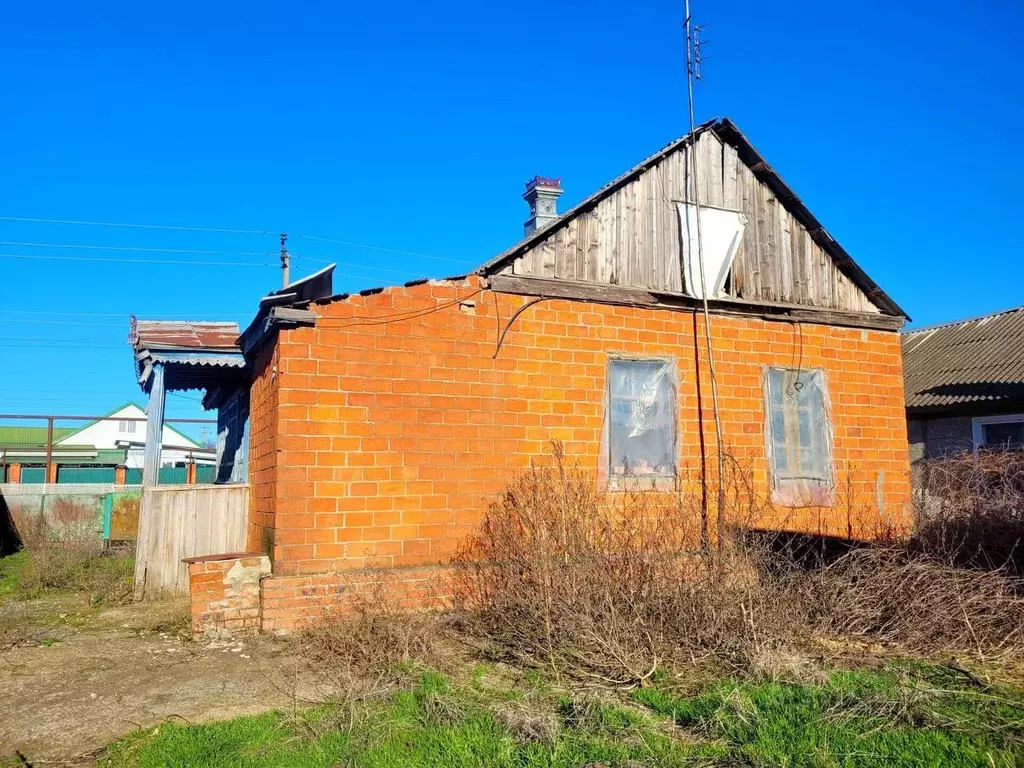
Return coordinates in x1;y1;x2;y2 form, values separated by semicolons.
0;412;217;487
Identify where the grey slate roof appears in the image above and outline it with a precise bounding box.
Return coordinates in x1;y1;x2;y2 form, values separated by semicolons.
902;306;1024;410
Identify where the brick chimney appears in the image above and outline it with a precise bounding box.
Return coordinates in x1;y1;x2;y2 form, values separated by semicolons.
523;176;563;237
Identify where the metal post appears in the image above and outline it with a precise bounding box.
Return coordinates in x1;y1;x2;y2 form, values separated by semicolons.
142;363;166;487
44;417;54;485
280;232;290;288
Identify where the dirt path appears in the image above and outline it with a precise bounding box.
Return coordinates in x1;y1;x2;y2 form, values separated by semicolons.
0;597;325;766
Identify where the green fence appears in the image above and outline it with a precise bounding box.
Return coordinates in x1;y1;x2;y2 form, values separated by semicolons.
57;466;116;484
7;465;217;485
19;467;46;483
124;467;200;485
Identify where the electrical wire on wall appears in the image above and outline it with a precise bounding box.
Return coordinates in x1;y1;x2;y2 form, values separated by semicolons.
683;0;728;555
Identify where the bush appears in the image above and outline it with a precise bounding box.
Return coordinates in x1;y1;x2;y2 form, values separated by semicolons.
453;444;803;687
454;444;1024;686
299;577;444;715
5;510;133;605
912;451;1024;575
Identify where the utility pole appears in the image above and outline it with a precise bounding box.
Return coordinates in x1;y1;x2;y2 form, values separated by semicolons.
280;232;290;288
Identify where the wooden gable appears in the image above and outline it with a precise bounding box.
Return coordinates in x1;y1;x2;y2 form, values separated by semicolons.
482;119;905;319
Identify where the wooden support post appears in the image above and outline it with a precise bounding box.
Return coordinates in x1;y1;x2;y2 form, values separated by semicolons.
142;363;166;487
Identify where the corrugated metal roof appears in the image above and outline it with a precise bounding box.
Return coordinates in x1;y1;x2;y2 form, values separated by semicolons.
0;426;77;446
902;306;1024;410
132;320;241;351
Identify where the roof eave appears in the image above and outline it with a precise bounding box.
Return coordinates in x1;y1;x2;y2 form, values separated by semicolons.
712;118;909;320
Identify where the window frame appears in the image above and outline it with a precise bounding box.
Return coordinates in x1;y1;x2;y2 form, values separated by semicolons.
971;413;1024;453
763;366;835;506
604;356;679;488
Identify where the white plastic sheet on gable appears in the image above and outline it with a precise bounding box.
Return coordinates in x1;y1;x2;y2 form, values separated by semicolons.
676;203;747;300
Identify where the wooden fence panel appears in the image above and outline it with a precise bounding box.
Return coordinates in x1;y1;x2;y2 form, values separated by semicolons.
133;484;249;600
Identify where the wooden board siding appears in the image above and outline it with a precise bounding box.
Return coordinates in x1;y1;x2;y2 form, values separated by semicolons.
503;131;879;315
133;484;249;600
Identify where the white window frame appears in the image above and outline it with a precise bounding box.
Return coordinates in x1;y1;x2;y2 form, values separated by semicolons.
971;413;1024;453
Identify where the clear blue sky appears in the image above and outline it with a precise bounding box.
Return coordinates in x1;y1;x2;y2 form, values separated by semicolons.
1;0;1021;432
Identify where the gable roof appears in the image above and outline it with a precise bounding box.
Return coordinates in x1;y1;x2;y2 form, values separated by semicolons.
54;402;203;449
477;117;907;319
902;306;1024;410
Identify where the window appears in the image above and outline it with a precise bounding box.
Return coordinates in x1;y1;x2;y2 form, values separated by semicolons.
972;414;1024;452
118;420;137;434
607;359;677;480
766;368;833;501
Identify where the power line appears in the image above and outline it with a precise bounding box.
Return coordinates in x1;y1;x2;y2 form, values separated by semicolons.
0;240;271;256
0;252;270;267
0;215;272;235
0;309;251;318
291;251;435;277
1;215;482;269
0;318;126;328
296;233;477;266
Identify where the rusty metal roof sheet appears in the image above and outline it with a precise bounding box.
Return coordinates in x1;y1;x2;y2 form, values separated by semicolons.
902;306;1024;411
131;319;241;351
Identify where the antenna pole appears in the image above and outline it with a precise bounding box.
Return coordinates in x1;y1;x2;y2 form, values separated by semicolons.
684;0;727;556
280;232;290;288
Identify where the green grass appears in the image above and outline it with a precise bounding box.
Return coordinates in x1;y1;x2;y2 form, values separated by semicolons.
100;664;1024;768
0;549;134;605
101;669;702;768
0;551;29;602
99;664;1024;768
634;664;1024;767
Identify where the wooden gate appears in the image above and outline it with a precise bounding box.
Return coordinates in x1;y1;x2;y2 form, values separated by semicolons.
133;484;249;600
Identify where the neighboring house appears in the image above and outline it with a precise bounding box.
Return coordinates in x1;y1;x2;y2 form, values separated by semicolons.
135;118;913;628
55;403;214;470
902;306;1024;459
0;402;214;483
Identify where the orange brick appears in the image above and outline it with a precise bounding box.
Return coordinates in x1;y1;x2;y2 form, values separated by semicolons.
246;282;912;623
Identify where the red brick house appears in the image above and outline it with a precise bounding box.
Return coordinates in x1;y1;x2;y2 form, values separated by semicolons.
138;118;912;632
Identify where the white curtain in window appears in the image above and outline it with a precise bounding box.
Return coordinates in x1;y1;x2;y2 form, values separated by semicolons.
676;203;747;300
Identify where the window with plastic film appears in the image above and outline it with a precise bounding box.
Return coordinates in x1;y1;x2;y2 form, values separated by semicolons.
608;359;677;480
766;368;833;502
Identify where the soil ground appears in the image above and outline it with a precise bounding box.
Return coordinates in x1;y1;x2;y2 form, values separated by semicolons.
0;594;325;766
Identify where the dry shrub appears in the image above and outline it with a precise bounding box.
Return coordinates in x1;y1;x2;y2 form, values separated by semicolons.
804;547;1024;655
912;451;1024;574
453;444;800;687
299;577;443;713
9;509;132;604
455;443;1024;686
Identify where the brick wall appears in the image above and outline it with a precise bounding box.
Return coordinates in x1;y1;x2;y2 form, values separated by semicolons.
261;565;453;633
247;344;280;553
248;275;912;583
185;553;271;639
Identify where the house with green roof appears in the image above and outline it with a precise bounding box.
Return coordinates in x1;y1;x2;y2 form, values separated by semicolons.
0;403;215;483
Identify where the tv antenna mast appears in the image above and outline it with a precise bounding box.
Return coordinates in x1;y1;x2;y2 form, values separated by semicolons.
683;0;726;555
